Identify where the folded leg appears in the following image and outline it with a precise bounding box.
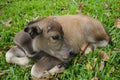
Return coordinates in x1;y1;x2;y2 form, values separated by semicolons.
5;46;29;66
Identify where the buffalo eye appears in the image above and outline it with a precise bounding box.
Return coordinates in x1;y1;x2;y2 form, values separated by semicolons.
52;35;60;40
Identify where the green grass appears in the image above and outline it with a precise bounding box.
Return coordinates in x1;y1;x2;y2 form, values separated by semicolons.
0;0;120;80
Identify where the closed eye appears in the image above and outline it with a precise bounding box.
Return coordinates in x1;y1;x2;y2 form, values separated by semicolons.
51;35;60;40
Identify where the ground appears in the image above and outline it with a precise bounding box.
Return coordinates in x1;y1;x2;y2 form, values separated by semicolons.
0;0;120;80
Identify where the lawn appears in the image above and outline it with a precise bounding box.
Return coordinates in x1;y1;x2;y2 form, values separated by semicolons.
0;0;120;80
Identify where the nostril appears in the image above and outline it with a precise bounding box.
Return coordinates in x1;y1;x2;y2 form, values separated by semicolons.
69;51;75;56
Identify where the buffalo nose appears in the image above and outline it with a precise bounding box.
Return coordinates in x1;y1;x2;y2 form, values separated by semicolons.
69;51;75;56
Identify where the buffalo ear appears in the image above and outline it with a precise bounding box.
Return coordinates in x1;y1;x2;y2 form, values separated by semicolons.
24;26;42;38
36;26;42;34
24;27;29;32
24;26;42;34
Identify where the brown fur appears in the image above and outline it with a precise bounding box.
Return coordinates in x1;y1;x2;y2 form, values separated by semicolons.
54;14;110;52
24;14;111;56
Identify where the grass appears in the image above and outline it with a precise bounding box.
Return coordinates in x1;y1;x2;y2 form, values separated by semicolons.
0;0;120;80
